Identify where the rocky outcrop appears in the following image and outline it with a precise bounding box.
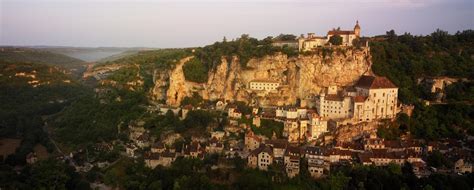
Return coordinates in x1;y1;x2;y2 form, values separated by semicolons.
151;70;170;101
83;64;124;79
165;56;195;106
154;47;373;107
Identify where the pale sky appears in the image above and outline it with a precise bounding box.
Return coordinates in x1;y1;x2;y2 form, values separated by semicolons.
1;0;473;48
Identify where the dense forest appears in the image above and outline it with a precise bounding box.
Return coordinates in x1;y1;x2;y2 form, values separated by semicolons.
0;61;87;165
370;29;474;140
371;29;474;104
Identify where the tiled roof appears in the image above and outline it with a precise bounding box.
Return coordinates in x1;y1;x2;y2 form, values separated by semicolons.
355;75;397;89
152;142;165;149
266;139;288;149
250;145;273;156
305;146;324;155
325;94;344;101
285;146;302;156
353;96;368;102
328;30;355;35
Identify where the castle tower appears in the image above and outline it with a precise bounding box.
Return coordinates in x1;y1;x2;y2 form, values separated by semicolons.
354;20;361;37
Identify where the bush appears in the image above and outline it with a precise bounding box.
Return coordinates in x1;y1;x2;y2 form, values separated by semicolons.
329;35;343;45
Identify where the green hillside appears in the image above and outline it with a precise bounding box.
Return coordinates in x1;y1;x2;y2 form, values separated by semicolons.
371;29;474;104
0;47;84;65
370;29;474;140
0;61;89;164
0;47;87;76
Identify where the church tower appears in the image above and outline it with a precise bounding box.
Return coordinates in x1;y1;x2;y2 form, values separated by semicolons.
354;20;361;37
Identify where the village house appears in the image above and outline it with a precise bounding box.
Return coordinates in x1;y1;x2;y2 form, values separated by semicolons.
284;146;302;178
245;130;263;151
305;146;326;163
206;137;224;154
353;75;399;122
308;160;330;179
227;106;242;119
271;40;298;49
248;145;274;171
144;152;160;168
283;119;299;143
315;86;353;120
252;116;261;127
266;139;288;162
211;131;226;140
125;143;139;157
151;142;166;153
308;113;328;141
136;133;151;148
182;142;205;159
325;148;354;163
358;149;422;166
454;159;473;174
364;137;385;150
144;150;177;168
158;151;177;167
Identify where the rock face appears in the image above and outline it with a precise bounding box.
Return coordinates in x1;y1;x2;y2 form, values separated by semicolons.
154;47;373;107
165;56;195;106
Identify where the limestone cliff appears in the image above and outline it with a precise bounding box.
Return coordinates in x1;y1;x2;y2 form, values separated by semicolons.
165;56;195;106
154;47;372;107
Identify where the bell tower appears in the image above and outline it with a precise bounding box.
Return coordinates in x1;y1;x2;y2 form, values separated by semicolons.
354;20;361;37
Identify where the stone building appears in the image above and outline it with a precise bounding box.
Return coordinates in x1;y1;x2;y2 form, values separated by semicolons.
314;75;399;124
353;75;398;122
248;145;274;171
298;21;361;51
249;80;280;91
271;40;299;49
245;130;263;151
327;21;361;46
308;113;328;141
454;159;473;174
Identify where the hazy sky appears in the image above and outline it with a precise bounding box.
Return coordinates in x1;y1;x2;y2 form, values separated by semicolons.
1;0;473;48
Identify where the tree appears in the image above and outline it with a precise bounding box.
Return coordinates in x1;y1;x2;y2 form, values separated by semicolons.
329;35;343;45
427;151;452;168
274;34;297;41
324;171;350;190
183;58;208;83
386;30;398;42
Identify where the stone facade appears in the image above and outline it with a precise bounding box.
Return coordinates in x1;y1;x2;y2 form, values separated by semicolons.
249;80;280;91
315;75;399;124
298;21;361;51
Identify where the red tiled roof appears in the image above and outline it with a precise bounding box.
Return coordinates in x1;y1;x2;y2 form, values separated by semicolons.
328;30;355;35
353;96;367;102
355;76;397;89
325;94;343;101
